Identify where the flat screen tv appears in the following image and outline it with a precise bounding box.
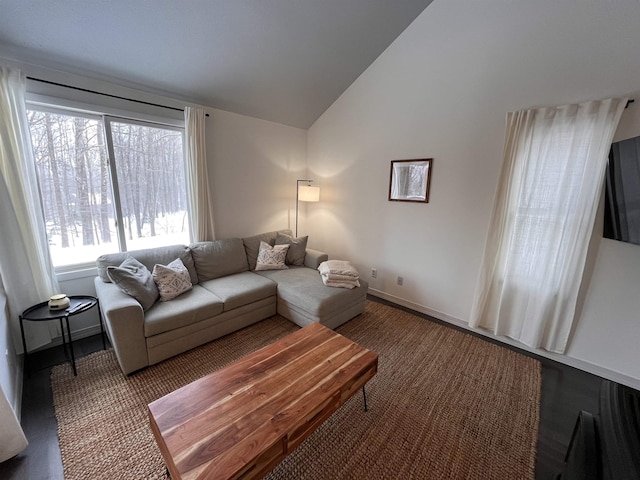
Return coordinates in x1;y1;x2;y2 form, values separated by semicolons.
603;135;640;245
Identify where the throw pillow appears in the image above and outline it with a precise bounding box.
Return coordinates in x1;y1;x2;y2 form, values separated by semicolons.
254;241;289;271
152;258;193;301
242;231;279;271
275;233;308;266
107;257;159;311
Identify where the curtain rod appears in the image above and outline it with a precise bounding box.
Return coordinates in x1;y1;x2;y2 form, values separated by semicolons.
29;75;630;117
26;76;209;117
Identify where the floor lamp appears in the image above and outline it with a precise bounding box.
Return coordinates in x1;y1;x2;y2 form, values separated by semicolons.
296;179;320;237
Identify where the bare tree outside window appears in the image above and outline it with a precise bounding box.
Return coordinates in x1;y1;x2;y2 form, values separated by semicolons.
27;109;190;267
110;120;189;252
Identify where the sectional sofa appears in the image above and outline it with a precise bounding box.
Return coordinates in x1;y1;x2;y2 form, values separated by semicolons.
94;230;368;375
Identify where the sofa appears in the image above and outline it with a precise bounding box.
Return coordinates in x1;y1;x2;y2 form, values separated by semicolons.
94;230;368;375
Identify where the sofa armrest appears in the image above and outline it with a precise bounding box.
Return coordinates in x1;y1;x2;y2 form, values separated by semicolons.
94;277;149;375
304;248;329;269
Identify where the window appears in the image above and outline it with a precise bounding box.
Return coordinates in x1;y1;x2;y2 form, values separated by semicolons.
26;107;190;269
470;98;627;353
506;126;588;288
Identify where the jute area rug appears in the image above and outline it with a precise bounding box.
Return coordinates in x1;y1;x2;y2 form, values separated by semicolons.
52;300;541;479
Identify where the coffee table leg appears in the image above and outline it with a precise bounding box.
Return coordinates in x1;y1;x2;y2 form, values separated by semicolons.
362;386;368;412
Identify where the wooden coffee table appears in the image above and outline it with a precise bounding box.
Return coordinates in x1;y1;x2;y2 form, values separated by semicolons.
148;322;378;480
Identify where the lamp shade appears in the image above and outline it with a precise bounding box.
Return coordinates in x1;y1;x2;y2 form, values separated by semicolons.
298;185;320;202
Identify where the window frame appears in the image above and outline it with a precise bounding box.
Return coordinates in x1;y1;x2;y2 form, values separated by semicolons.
25;96;191;273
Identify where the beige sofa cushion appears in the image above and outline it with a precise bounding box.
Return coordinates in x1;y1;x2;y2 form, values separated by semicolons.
189;238;249;282
144;286;223;337
256;266;368;319
199;272;277;311
275;233;308;266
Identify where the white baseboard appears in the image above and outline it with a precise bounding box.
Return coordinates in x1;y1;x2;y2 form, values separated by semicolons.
368;289;464;325
30;324;104;353
368;288;640;391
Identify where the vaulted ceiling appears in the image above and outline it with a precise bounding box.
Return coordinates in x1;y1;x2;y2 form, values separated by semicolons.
0;1;434;128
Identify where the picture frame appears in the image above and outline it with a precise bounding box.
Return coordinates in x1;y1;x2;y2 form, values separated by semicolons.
388;159;433;203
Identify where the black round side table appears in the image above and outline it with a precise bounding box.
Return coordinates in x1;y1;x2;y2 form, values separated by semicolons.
19;295;106;376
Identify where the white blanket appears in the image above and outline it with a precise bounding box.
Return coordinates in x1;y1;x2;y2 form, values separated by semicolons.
318;260;360;278
322;277;360;289
318;260;360;289
320;273;360;283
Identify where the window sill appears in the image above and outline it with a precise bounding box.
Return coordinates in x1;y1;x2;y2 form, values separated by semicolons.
55;265;98;282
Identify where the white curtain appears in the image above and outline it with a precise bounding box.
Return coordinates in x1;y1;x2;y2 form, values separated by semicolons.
0;277;28;460
0;66;60;353
185;106;215;242
470;97;627;353
0;386;28;462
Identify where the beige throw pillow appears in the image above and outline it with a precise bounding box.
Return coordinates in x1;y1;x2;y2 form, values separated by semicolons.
152;258;193;301
254;241;289;271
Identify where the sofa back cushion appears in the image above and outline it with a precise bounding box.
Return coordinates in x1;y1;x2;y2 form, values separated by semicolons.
275;233;308;266
97;245;197;284
190;237;249;282
242;229;293;271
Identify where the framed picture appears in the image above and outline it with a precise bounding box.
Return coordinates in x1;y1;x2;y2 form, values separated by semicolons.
388;159;433;203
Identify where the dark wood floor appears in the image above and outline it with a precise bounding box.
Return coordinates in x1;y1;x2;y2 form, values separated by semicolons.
0;333;109;480
0;300;620;479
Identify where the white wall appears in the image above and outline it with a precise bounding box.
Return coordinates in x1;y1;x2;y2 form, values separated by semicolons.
207;109;307;239
0;289;28;460
307;0;640;385
0;290;21;417
566;106;640;380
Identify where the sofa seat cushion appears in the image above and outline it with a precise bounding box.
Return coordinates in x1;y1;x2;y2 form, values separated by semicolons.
199;272;277;312
256;266;367;319
144;285;223;337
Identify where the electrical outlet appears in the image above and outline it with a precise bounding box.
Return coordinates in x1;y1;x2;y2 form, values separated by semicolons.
371;268;377;278
397;276;403;286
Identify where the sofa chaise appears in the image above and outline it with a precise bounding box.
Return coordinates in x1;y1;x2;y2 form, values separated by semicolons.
94;230;368;375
